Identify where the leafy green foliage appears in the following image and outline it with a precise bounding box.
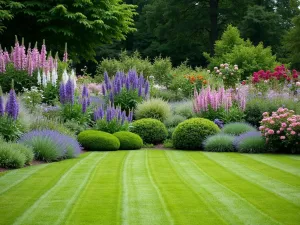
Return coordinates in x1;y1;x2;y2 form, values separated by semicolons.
13;143;34;165
164;114;186;128
61;103;91;125
112;88;143;113
204;25;277;80
78;130;120;151
222;122;256;136
22;86;43;113
0;0;137;62
0;63;37;93
0;144;26;168
203;134;235;152
171;100;195;119
113;131;143;150
30;119;75;137
135;98;171;122
130;118;168;144
172;118;220;150
94;118;129;134
42;84;58;105
236;136;267;153
0;115;24;141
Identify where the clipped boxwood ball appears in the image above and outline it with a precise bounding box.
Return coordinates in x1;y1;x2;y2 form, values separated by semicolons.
113;131;143;150
78;130;120;151
172;118;220;150
130;118;168;144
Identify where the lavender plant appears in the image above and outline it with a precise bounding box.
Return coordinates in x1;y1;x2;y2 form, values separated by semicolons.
93;104;133;134
18;130;81;162
102;70;149;112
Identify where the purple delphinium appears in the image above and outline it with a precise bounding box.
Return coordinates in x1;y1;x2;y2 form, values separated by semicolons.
233;131;262;149
18;130;81;160
94;105;131;124
59;83;66;104
5;88;19;120
82;97;87;113
109;92;114;104
65;79;74;104
82;85;88;98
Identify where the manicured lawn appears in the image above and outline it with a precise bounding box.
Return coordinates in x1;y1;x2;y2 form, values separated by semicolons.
0;150;300;225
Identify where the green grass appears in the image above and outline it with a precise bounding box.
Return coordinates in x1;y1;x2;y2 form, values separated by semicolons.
0;150;300;225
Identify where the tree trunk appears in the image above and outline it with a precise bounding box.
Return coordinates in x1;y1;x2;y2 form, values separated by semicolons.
209;0;219;56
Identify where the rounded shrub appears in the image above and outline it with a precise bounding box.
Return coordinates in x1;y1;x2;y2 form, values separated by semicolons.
0;145;26;169
78;130;120;151
172;118;220;150
164;115;186;128
130;118;168;144
203;134;235;152
113;131;143;150
15;143;34;165
135;98;171;122
222;122;256;136
234;131;267;153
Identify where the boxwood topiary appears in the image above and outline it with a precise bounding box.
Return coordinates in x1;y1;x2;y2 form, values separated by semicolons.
113;131;143;150
130;118;168;144
172;118;220;150
78;130;120;151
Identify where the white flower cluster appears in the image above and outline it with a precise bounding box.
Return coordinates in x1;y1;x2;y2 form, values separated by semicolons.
37;69;58;87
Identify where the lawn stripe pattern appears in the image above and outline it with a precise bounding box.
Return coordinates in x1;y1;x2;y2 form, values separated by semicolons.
0;153;89;225
0;150;300;225
13;152;106;225
166;150;280;225
203;153;300;207
189;152;300;224
0;163;49;195
121;150;172;225
65;151;128;225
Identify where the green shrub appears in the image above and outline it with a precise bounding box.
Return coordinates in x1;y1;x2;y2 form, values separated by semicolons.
135;98;171;122
164;115;186;128
203;134;235;152
167;127;176;139
113;131;143;150
64;120;87;135
0;144;26;168
42;83;58;105
94;118;129;134
172;118;220;150
30;119;75;138
0;116;24;141
78;130;120;151
151;56;172;86
130;118;168;144
14;143;34;165
163;139;173;148
153;89;185;102
222;122;256;136
235;133;267;153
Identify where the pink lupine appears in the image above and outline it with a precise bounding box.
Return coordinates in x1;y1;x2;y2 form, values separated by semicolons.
13;36;21;70
3;48;10;64
31;42;39;70
40;39;47;70
20;38;27;70
63;43;68;62
0;52;5;73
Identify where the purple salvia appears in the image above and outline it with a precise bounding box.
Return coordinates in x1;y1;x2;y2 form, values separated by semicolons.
138;84;142;96
125;77;130;90
101;84;106;96
5;87;19;120
106;108;112;122
59;83;66;104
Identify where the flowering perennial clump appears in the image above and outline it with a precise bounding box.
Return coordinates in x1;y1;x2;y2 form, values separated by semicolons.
260;107;300;152
252;65;299;84
0;84;19;120
210;63;241;88
193;86;247;113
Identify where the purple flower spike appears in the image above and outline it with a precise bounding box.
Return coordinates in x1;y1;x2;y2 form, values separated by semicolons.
138;84;142;96
0;95;4;116
65;79;74;104
5;88;19;120
82;97;87;113
109;92;114;104
101;85;106;96
59;83;66;104
128;111;133;122
144;80;149;96
82;85;89;98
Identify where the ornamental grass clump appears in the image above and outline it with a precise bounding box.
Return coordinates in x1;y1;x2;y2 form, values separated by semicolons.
234;131;266;153
203;134;235;152
93;104;132;133
222;122;256;136
102;70;149;112
260;107;300;153
18;130;81;162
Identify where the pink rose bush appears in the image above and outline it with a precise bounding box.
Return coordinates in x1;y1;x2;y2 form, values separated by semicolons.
260;107;300;153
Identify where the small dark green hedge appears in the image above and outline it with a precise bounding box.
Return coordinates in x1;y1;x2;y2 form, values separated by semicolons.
78;130;120;151
113;131;143;150
130;118;168;144
172;118;220;150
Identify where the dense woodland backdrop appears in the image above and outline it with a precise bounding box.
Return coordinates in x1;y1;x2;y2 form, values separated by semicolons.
1;0;300;73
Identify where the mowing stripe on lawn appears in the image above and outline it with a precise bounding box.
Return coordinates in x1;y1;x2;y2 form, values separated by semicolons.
203;152;300;207
287;155;300;160
121;150;173;225
245;154;300;177
147;150;227;225
65;151;128;225
13;152;106;225
166;150;280;225
189;152;300;225
0;153;89;225
0;164;49;195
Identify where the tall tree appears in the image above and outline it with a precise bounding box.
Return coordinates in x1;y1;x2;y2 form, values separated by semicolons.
0;0;137;62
